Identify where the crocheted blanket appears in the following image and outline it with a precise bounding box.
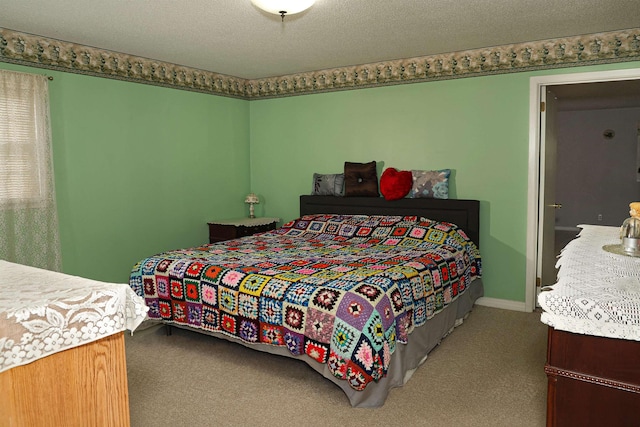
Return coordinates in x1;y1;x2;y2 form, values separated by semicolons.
130;214;481;390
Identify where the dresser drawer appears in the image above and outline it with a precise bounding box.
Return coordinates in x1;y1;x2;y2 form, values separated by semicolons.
545;327;640;426
547;328;640;385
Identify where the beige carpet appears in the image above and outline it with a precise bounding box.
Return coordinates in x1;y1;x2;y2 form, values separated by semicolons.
125;305;548;427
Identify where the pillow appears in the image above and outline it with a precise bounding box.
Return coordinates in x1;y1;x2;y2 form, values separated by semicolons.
343;161;379;197
408;169;451;199
312;173;344;196
379;168;412;201
279;214;421;237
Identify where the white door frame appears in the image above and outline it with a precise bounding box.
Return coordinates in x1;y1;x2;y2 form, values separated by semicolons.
526;67;640;312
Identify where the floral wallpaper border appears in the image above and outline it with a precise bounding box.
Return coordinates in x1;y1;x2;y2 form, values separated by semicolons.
1;26;639;100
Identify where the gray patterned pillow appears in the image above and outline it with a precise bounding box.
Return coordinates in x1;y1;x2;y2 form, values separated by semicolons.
408;169;451;199
312;173;345;196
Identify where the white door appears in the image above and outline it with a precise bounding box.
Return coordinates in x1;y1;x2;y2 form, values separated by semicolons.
538;88;559;293
527;69;640;312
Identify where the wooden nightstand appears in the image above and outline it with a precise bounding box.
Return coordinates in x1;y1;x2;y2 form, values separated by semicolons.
207;217;280;243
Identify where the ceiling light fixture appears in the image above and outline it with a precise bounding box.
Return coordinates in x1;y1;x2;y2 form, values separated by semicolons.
251;0;316;21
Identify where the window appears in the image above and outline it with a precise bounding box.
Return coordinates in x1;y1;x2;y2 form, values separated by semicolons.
0;69;61;271
0;74;50;205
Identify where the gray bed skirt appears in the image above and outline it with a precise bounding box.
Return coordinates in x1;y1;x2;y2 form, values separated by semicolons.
156;278;484;408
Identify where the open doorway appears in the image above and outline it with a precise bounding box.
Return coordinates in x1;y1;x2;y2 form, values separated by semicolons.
526;68;640;312
553;80;640;253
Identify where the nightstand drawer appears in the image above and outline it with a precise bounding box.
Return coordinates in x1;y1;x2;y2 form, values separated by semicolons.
207;218;279;243
208;224;239;243
235;222;275;237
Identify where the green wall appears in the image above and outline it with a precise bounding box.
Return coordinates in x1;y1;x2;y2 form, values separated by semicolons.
249;61;640;302
2;59;639;302
0;63;250;283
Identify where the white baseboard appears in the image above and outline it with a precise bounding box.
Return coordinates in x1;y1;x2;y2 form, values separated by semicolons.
475;297;528;312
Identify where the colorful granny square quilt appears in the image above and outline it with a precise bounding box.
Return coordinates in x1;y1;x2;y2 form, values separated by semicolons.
130;214;481;390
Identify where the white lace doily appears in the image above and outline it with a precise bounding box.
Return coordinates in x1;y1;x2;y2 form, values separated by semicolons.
0;260;148;373
538;225;640;341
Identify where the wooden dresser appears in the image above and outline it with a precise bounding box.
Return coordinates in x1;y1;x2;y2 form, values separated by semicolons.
1;333;131;426
545;327;640;426
0;261;148;427
538;226;640;427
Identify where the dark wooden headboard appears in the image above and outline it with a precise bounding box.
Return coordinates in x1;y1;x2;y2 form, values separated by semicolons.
299;195;480;247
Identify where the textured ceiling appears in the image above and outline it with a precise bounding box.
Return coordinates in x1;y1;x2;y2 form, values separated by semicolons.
0;0;639;80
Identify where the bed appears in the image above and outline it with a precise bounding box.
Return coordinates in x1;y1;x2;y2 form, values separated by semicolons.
129;195;483;407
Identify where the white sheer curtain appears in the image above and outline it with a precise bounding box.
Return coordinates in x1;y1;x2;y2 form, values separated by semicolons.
0;69;61;271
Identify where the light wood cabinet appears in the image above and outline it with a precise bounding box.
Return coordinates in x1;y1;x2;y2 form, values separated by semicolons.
0;332;131;427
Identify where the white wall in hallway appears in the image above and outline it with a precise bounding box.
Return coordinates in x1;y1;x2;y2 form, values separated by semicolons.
555;107;640;228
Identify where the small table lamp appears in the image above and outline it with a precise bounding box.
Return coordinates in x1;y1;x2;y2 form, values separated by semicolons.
244;193;260;218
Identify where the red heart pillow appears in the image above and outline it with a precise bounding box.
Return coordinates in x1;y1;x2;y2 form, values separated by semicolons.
380;168;412;201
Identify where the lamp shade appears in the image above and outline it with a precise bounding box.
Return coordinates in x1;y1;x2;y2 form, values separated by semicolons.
245;193;259;204
245;193;259;218
251;0;316;16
